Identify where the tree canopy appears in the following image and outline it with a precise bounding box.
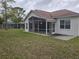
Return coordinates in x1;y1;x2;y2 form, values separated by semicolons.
0;0;26;29
9;7;25;23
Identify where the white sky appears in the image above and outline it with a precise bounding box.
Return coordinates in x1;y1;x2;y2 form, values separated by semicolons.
14;0;79;14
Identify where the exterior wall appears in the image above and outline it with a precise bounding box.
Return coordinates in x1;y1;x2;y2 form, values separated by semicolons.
77;17;79;36
25;18;29;32
25;13;40;32
25;12;79;36
55;17;79;36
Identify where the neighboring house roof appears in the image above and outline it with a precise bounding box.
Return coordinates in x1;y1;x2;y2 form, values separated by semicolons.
25;9;79;21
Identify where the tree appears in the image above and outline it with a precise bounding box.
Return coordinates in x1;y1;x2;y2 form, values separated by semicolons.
10;7;25;28
0;0;15;29
0;16;4;24
0;14;4;28
0;0;26;29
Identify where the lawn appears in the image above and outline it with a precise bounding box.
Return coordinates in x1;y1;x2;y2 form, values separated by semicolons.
0;29;79;59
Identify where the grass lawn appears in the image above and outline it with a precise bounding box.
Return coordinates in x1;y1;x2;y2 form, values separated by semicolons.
0;29;79;59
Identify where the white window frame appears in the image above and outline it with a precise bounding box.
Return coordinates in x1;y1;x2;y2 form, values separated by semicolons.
60;18;71;29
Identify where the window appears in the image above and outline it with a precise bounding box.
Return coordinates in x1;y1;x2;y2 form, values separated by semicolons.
60;20;64;29
65;20;70;29
60;19;70;29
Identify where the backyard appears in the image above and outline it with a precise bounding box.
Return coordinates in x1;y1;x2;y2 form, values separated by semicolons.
0;29;79;59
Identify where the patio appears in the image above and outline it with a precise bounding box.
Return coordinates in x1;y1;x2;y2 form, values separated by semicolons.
54;35;75;40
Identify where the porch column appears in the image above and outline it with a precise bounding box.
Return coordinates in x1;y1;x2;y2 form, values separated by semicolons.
25;22;26;31
46;21;48;35
28;20;29;32
32;20;35;32
51;22;53;33
38;20;39;32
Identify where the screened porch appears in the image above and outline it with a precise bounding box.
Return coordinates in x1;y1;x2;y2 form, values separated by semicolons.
28;16;56;35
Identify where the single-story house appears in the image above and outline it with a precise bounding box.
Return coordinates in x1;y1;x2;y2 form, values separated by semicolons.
25;9;79;36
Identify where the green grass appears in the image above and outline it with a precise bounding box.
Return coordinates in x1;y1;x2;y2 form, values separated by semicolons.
0;29;79;59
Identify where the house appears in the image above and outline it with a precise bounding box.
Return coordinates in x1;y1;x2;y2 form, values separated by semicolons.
25;9;79;36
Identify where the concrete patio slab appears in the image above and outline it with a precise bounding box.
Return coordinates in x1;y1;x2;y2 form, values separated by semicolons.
54;36;75;40
29;32;75;40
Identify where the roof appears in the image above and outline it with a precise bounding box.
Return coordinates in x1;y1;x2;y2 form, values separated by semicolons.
32;10;52;19
25;9;79;21
51;9;79;18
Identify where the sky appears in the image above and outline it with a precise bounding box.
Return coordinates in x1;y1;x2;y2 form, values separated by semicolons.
14;0;79;14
